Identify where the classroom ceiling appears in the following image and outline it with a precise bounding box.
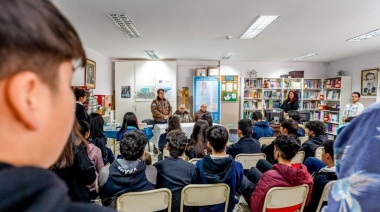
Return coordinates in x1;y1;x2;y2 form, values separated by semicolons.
53;0;380;62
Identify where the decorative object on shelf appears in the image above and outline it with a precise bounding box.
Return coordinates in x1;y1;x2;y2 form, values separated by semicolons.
195;68;207;76
178;87;190;105
247;70;257;78
337;70;346;76
207;67;220;76
361;68;379;96
85;58;96;89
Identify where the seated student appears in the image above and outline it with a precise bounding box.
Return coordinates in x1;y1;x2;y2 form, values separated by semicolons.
201;113;213;127
227;119;260;159
243;135;314;212
185;120;210;160
301;121;328;161
154;130;198;212
251;111;274;140
304;140;337;212
262;119;299;164
99;131;156;206
196;125;244;212
158;115;182;161
336;116;355;135
287;110;306;137
116;112;139;141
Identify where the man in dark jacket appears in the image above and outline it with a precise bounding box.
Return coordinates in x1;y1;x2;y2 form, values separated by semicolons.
99;131;156;206
251;111;274;140
301;121;328;161
174;104;193;123
151;88;172;124
227;119;260;159
196;125;244;212
74;89;90;123
193;103;211;122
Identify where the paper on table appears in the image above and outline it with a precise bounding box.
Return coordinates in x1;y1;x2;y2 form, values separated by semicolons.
226;82;233;92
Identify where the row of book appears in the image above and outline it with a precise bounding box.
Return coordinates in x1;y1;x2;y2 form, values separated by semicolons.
263;91;282;99
243;90;262;99
243;101;263;110
244;79;263;89
309;111;340;123
265;100;281;109
304;80;322;89
325;123;338;135
283;80;302;89
325;90;340;100
302;102;320;110
303;91;320;99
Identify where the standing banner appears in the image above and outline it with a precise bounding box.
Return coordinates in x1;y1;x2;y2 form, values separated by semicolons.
193;76;221;123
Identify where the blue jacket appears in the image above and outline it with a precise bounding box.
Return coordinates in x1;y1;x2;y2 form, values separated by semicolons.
196;155;244;212
252;121;274;140
116;126;138;141
226;136;260;159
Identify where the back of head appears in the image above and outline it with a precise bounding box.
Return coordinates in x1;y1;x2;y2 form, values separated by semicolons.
288;110;301;123
78;120;90;138
274;134;300;161
201;113;213;126
144;152;152;165
305;120;326;137
238;119;253;136
206;125;228;153
323;140;334;161
166;115;181;132
252;111;262;121
74;89;86;101
120;131;147;160
167;129;188;158
89;113;105;139
280;119;298;135
120;112;139;132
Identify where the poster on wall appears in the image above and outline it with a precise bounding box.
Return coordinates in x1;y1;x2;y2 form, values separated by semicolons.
121;85;131;98
361;68;378;96
136;86;156;101
158;80;173;100
193;76;221;123
221;75;239;102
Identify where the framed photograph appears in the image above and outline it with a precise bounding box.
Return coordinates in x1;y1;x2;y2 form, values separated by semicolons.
361;68;378;96
85;59;96;89
195;68;207;76
208;67;220;76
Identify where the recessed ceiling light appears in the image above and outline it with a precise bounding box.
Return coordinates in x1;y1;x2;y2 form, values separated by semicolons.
240;16;279;39
144;50;159;59
291;53;318;61
221;52;237;60
108;13;143;38
347;28;380;41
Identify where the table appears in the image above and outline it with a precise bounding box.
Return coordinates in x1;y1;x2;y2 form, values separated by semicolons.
149;123;195;145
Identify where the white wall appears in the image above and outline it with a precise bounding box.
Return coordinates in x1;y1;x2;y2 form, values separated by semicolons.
326;51;380;107
72;46;113;95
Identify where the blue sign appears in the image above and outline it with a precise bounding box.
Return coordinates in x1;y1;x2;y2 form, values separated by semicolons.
193;76;221;123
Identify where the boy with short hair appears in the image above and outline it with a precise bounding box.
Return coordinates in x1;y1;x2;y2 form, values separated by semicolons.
251;111;274;140
196;125;244;212
227;119;260;159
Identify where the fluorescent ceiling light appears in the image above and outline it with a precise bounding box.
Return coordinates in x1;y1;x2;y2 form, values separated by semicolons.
108;13;143;38
347;28;380;41
240;16;279;39
291;53;318;61
144;50;159;59
221;52;237;60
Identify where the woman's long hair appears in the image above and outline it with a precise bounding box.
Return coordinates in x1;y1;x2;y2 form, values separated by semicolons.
89;113;105;139
118;112;139;134
186;120;209;158
286;90;298;103
166;115;181;133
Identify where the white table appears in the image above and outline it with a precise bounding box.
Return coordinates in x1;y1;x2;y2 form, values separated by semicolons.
149;123;195;145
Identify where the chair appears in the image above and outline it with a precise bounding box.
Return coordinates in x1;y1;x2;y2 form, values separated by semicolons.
262;184;309;212
291;151;305;164
235;153;266;170
116;188;172;212
259;137;276;148
299;136;308;144
315;181;335;212
189;158;202;164
315;147;324;160
180;183;230;212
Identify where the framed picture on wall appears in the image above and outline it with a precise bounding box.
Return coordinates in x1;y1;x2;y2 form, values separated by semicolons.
361;68;378;96
195;68;207;76
208;67;220;76
85;59;96;89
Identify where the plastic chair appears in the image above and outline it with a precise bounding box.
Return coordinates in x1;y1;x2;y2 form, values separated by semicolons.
315;181;335;212
262;184;309;212
291;151;305;164
180;183;230;212
299;136;308;144
116;188;172;212
259;137;276;148
235;153;266;170
315;147;324;160
188;158;202;164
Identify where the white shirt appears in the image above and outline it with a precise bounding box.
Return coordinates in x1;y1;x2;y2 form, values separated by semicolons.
343;102;364;118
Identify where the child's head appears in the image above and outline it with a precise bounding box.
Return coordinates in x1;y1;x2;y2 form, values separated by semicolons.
166;129;188;158
280;119;298;135
120;131;147;160
252;111;263;121
206;125;228;153
201;113;213;126
238;119;253;137
288;110;301;123
305;120;326;137
121;112;139;130
74;89;87;102
273;134;300;161
322;140;334;165
166;115;181;133
89;113;105;139
144;152;152;165
78;120;90;139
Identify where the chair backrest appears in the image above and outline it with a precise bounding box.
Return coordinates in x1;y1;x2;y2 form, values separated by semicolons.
315;180;335;212
262;184;309;212
180;183;230;212
259;137;276;147
189;158;202;164
116;188;172;212
235;153;266;170
315;147;324;160
299;136;308;144
291;151;305;164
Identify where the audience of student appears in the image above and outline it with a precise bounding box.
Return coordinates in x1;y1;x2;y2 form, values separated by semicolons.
99;131;156;206
74;89;90;123
301;121;328;161
116;112;139;141
336;116;355;135
174;104;193;123
304;140;337;212
185;120;210;159
287;110;306;137
89;113;115;164
51;121;96;203
201;113;213;127
251;111;274;140
227;119;261;159
196;125;244;212
158;115;182;161
242;135;313;212
154;130;198;212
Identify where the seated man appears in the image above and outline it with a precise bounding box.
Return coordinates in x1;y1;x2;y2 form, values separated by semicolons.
193;103;211;122
196;125;244;212
174;104;193;123
287;110;306;137
227;119;260;159
243;135;314;212
304;140;337;212
154;130;198;212
251;111;274;140
301;121;328;161
99;131;156;206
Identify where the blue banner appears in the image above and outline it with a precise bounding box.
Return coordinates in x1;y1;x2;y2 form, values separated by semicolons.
193;76;221;123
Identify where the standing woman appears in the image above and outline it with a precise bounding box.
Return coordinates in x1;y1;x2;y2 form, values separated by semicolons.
342;92;364;123
280;91;299;113
116;112;139;141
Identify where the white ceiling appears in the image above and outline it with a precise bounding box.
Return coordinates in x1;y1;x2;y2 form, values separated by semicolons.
53;0;380;62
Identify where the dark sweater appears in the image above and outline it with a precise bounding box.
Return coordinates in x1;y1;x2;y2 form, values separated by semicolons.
300;135;327;162
252;121;274;140
226;136;260;159
280;100;299;113
75;102;90;123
